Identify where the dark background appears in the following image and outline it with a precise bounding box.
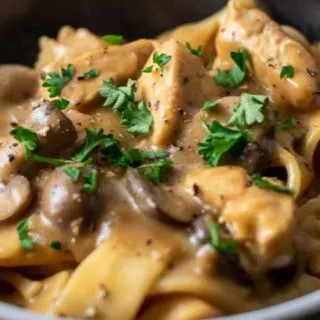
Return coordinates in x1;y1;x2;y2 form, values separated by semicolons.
0;0;320;319
1;0;320;65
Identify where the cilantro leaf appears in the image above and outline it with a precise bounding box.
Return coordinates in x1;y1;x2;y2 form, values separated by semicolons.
50;241;62;250
80;68;100;80
185;42;203;58
17;219;34;250
121;101;153;135
198;121;251;167
252;173;294;195
102;34;125;45
73;128;108;163
213;49;248;89
280;65;295;79
228;93;269;128
279;116;297;130
202;100;217;110
209;222;237;255
99;78;136;112
52;98;70;110
138;159;173;184
61;166;81;181
153;51;172;69
42;64;74;98
83;169;98;193
10;126;38;158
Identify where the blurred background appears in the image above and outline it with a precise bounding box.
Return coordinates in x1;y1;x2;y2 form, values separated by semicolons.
1;0;320;65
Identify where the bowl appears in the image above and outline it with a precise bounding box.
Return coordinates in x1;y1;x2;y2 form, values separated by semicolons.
0;0;319;319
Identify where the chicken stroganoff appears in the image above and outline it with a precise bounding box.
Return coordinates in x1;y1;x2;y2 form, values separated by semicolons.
1;0;320;319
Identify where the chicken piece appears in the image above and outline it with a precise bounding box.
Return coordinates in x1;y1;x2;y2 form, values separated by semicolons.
36;26;106;69
39;39;154;110
214;0;318;109
184;166;248;211
158;8;225;62
183;166;295;272
138;40;220;148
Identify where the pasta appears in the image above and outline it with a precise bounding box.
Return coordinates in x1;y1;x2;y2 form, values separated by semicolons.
1;0;320;319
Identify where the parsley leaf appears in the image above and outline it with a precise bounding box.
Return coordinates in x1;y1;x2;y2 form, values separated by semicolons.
10;126;38;158
202;100;217;110
198;121;251;167
83;169;98;193
121;101;153;135
280;65;295;79
52;98;70;110
50;240;62;250
80;68;100;80
17;219;34;250
252;173;294;195
138;159;173;184
185;42;203;58
213;49;248;89
73;128;108;163
102;34;125;45
228;93;269;128
61;166;81;181
99;78;135;112
30;154;71;166
142;65;153;73
209;222;237;255
279;116;297;130
42;64;74;98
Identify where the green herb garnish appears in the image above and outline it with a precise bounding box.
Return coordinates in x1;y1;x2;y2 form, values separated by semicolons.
102;34;125;45
198;120;251;167
52;98;70;110
213;49;248;89
202;100;217;110
80;68;100;80
209;222;237;254
10;126;38;158
138;159;173;184
17;219;34;250
142;65;153;73
228;93;269;128
252;173;294;195
280;65;295;79
42;64;74;97
143;51;172;73
61;166;81;181
50;240;62;250
279;116;297;130
83;169;98;193
185;42;203;58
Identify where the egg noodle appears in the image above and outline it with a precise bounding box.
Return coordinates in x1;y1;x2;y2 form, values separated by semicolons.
0;0;320;319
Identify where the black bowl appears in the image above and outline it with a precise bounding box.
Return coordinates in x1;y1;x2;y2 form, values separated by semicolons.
1;0;320;66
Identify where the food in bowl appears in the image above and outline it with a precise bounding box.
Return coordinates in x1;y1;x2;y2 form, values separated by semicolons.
1;0;320;319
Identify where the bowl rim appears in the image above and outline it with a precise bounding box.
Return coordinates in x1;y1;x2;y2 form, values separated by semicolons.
0;290;319;320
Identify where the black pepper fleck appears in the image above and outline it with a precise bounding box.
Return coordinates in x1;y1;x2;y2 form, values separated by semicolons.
8;154;15;162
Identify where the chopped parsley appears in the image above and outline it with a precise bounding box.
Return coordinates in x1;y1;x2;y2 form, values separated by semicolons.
17;219;34;250
185;42;203;58
138;159;173;184
209;222;237;255
280;65;295;79
10;126;38;158
61;166;81;182
73;128;109;163
102;34;125;45
50;240;62;250
198;121;251;167
99;78;153;135
30;154;71;166
252;173;294;195
42;64;74;98
143;51;172;73
213;49;248;89
202;100;217;110
83;169;98;194
79;68;100;80
52;98;70;110
279;116;297;130
228;93;269;128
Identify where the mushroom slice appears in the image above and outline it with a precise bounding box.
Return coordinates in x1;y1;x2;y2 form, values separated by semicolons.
0;175;32;221
124;169;203;223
